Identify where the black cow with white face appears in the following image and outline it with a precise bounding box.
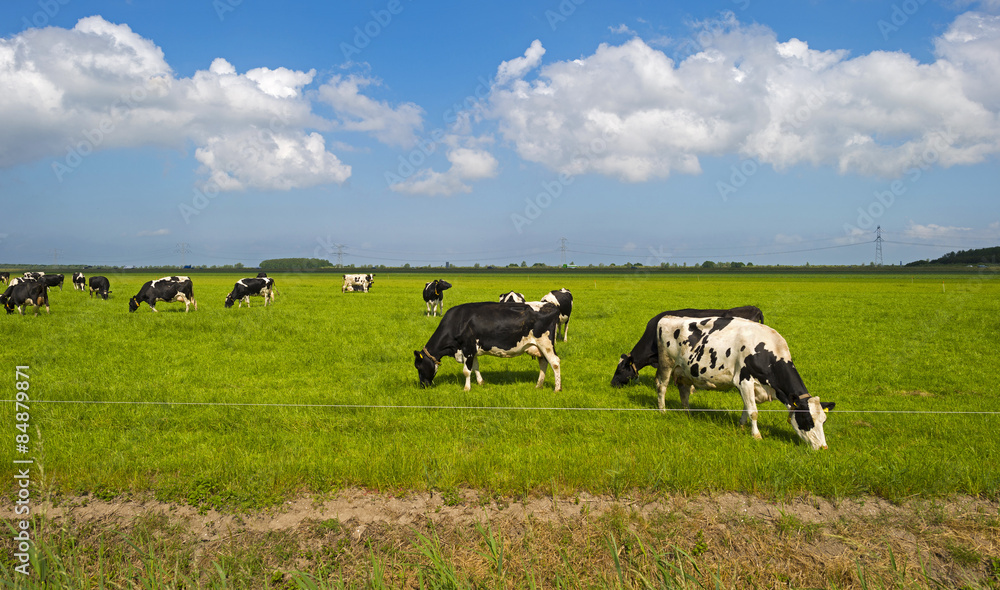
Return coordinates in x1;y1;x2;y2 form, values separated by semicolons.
498;291;525;303
128;276;197;312
88;276;111;300
414;301;562;391
39;274;64;291
422;279;452;316
653;316;834;449
72;272;86;291
225;277;275;308
1;279;49;316
541;288;573;341
611;306;765;388
0;272;9;284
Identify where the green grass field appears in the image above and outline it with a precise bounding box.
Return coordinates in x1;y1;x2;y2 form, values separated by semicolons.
2;270;999;507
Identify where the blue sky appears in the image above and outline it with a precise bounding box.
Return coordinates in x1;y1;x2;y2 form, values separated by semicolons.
1;0;997;268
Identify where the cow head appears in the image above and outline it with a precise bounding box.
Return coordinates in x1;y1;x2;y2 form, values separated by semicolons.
413;349;440;387
610;354;639;388
224;292;237;308
788;396;835;450
128;296;140;312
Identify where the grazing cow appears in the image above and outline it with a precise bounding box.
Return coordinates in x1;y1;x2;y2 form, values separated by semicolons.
498;291;525;303
0;272;9;284
72;272;86;291
256;272;268;278
342;274;374;293
611;306;765;388
88;276;111;300
414;301;562;391
422;279;452;316
1;280;49;316
23;272;44;280
225;277;275;308
541;288;573;341
128;276;197;312
40;274;64;291
653;315;834;449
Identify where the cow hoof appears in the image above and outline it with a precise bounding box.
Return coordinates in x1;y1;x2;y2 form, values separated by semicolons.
753;433;763;440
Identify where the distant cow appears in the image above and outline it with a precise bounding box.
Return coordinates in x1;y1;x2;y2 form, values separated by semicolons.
342;274;374;293
414;301;562;391
88;276;111;300
128;276;197;312
72;272;86;291
225;277;275;308
40;274;64;291
0;272;9;284
23;272;44;280
653;315;834;450
611;306;765;388
498;291;525;303
256;272;268;278
1;279;49;316
422;279;452;316
541;288;573;341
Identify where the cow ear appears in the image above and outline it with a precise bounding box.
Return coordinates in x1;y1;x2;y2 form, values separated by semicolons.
414;350;422;360
620;353;630;361
821;401;835;412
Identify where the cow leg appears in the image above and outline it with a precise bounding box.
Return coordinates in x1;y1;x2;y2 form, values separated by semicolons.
536;356;549;388
654;366;675;413
535;341;561;391
737;379;762;440
462;357;476;391
472;357;483;385
677;379;693;410
562;318;569;341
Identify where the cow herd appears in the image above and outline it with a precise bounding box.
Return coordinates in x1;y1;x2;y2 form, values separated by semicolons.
2;270;834;449
414;285;834;450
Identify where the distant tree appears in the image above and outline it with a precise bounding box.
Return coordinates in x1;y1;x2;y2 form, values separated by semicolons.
235;262;244;269
701;261;716;269
520;261;527;268
403;263;411;269
532;262;545;267
259;258;331;270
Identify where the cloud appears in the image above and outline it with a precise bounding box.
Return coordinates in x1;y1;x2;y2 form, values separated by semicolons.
610;24;636;35
903;222;973;240
484;12;1000;182
135;228;170;237
494;39;545;86
0;16;419;191
390;141;498;196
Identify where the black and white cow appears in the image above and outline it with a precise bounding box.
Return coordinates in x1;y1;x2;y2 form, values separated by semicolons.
225;277;275;308
40;274;64;291
1;279;49;316
611;306;765;388
422;279;452;316
128;276;197;312
541;288;573;341
0;272;9;284
23;271;44;280
414;301;562;391
342;274;374;293
256;272;268;278
88;276;111;300
654;315;834;449
72;272;86;291
498;291;525;303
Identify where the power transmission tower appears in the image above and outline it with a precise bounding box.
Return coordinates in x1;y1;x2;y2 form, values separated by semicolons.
875;226;884;266
560;237;567;267
335;244;346;267
52;248;61;266
176;242;190;268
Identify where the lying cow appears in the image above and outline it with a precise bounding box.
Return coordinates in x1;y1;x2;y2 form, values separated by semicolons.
414;301;562;391
225;277;275;308
654;315;834;449
541;288;573;341
128;276;197;312
1;279;49;316
40;274;64;291
89;276;111;300
72;272;86;291
342;273;374;293
612;306;765;387
423;279;452;316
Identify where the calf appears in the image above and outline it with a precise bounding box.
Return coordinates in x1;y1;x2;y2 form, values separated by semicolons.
541;288;573;341
72;272;86;291
88;276;111;300
422;279;452;316
1;280;49;316
128;276;197;312
342;274;374;293
498;291;525;303
611;306;765;387
654;315;834;449
225;277;275;308
414;301;562;391
40;274;64;291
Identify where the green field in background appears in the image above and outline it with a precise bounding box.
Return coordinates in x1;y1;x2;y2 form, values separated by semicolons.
2;271;998;507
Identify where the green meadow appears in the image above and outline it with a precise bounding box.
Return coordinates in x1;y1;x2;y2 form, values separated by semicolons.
2;270;999;506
